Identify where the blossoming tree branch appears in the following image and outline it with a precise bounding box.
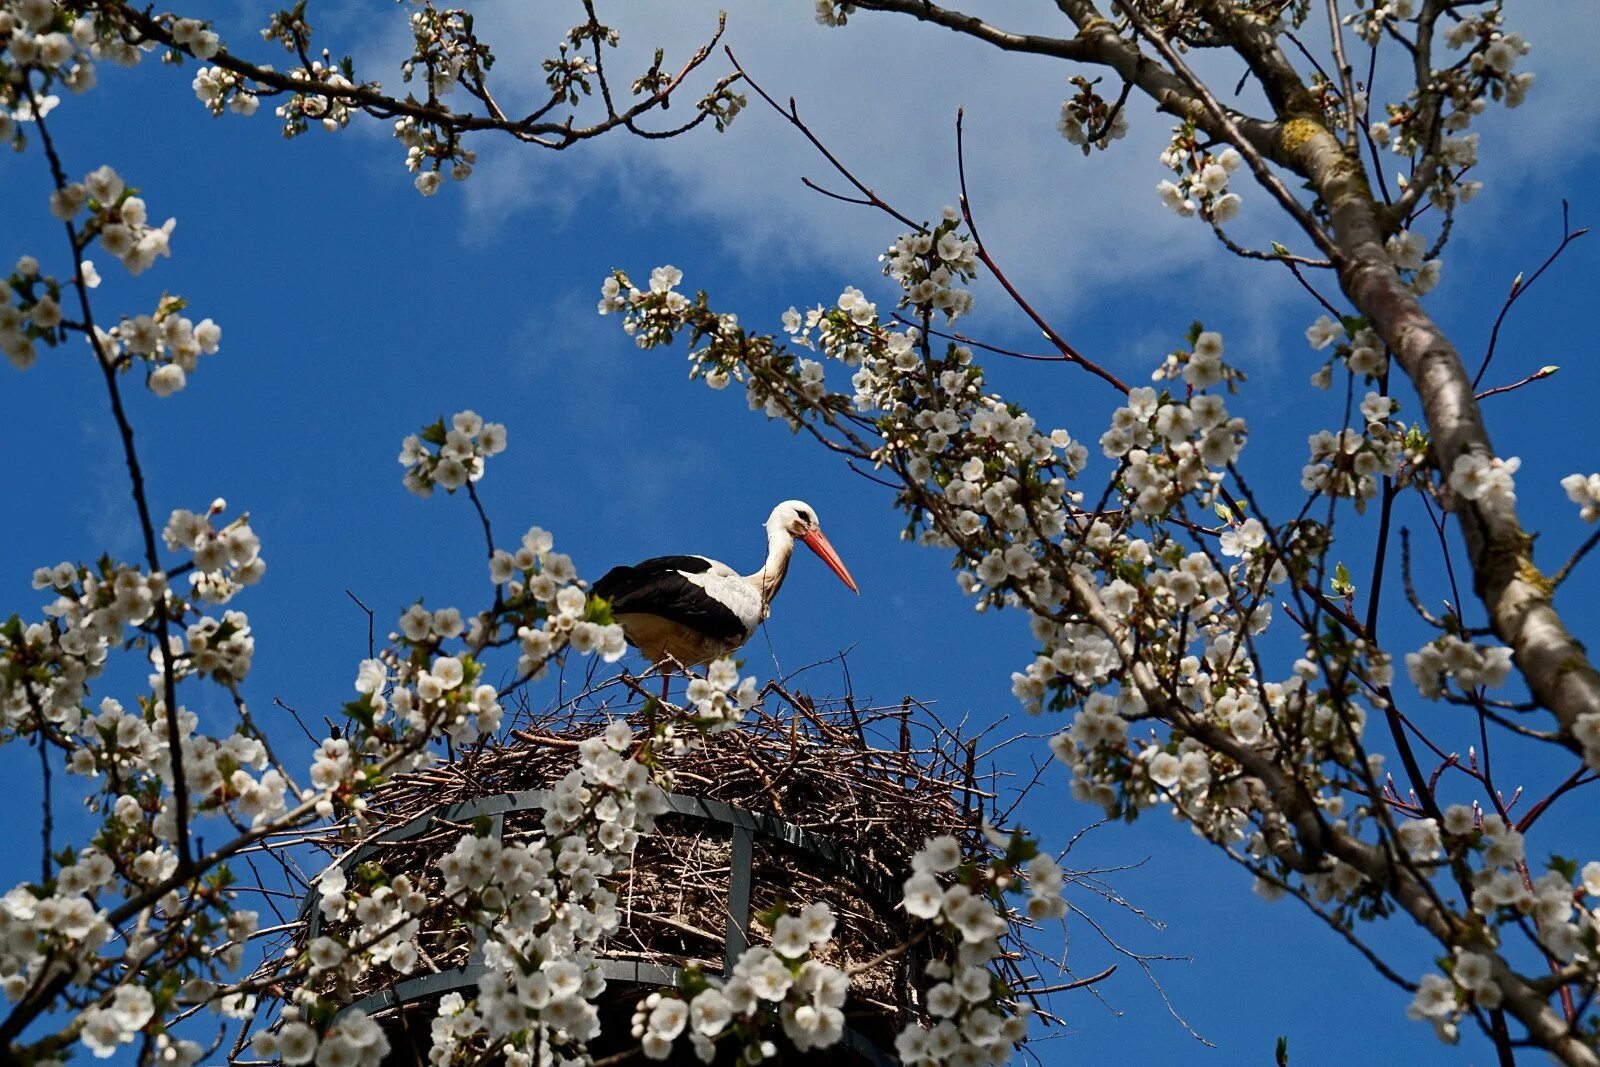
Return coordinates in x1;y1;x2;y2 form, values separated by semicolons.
591;1;1597;1064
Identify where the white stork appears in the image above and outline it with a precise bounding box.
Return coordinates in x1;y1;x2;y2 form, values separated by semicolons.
591;500;857;693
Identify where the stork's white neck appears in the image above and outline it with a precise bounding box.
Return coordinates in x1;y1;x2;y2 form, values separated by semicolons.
745;521;795;607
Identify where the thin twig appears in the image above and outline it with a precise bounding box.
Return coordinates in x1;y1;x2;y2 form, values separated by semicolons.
955;110;1128;393
1472;201;1587;388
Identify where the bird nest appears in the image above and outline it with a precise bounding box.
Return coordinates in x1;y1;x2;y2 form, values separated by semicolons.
288;674;1048;1061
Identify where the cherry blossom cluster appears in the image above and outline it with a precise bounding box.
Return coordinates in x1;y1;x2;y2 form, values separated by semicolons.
401;5;493;102
879;208;979;320
603;266;832;428
5;172;211;383
67;164;179;277
101;297;221;398
1408;820;1600;1041
0;255;63;370
270;63;355;137
1366;5;1531;212
1058;74;1128;153
1446;452;1520;520
396;115;478;196
1147;325;1245;393
1560;473;1600;524
0;1;99;118
250;1008;389;1067
191;64;260;117
75;985;163;1060
66;692;287;830
11;160;225;396
681;656;761;734
1383;229;1444;297
599;264;688;328
895;831;1053;1065
1300;392;1408;509
496;536;629;680
1099;381;1247;513
349;642;507;753
633;905;849;1061
162;499;264;604
1405;635;1514;700
813;1;857;27
387;723;666;1063
1157;123;1244;223
398;409;509;496
178;608;255;686
14;561;166;727
0;856;114;1001
255;6;358;142
1305;314;1390;385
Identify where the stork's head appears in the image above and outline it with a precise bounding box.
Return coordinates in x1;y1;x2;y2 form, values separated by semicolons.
769;499;859;594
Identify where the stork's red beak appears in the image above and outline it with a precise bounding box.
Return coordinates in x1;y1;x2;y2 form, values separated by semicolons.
801;528;859;594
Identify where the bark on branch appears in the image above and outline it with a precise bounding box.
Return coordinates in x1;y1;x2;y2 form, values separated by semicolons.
1284;116;1600;754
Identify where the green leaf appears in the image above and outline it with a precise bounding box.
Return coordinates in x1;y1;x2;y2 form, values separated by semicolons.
1331;562;1355;597
342;693;376;729
1549;854;1579;882
1005;831;1040;865
1276;1036;1290;1066
584;596;616;626
676;964;711;995
419;417;448;446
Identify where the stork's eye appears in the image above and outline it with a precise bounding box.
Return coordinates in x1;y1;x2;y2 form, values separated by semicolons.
795;509;812;523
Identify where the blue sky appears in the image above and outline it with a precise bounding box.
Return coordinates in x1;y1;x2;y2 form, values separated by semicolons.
2;2;1599;1063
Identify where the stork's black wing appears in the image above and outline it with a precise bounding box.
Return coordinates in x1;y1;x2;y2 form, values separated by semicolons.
591;555;747;642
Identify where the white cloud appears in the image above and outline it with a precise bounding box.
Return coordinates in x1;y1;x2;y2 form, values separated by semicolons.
349;3;1227;302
